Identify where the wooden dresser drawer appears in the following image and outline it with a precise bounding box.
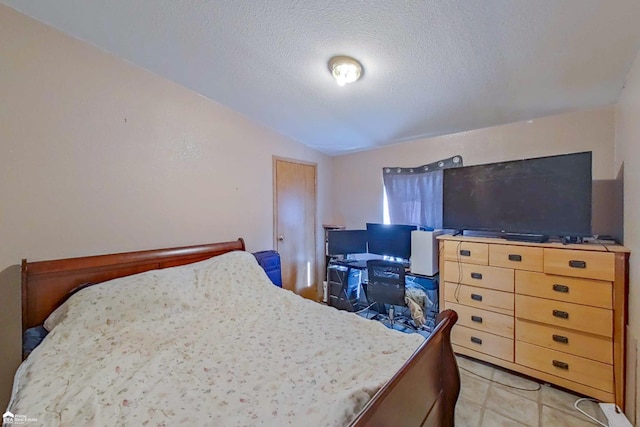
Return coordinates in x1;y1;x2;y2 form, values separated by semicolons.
443;261;514;292
490;245;543;272
544;248;615;281
515;295;612;337
516;319;613;364
452;324;514;362
515;271;612;309
443;241;488;265
516;341;613;392
445;301;514;338
444;282;514;315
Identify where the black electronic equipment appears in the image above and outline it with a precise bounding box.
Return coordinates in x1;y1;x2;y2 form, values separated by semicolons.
561;236;583;245
443;152;592;239
366;223;417;260
327;230;367;256
504;233;549;243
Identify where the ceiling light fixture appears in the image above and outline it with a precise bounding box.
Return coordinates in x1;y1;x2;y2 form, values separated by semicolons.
328;56;363;87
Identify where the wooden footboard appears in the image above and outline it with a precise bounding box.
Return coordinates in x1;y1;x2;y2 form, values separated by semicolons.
350;310;460;427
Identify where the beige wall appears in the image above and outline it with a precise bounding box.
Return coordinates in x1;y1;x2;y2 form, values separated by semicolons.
616;48;640;423
332;107;616;228
0;5;332;408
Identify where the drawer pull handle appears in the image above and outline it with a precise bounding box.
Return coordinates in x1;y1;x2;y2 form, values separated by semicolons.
553;310;569;319
460;249;471;257
552;284;569;293
471;315;483;323
470;336;482;345
569;260;586;269
471;293;483;302
552;334;569;344
508;254;522;261
552;360;569;370
470;272;483;280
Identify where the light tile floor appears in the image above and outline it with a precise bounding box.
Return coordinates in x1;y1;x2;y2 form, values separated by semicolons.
455;355;610;427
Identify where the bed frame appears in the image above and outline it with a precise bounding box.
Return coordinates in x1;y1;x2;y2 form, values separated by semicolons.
21;239;460;427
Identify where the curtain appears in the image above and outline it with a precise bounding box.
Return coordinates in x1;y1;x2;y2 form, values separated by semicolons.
383;156;463;228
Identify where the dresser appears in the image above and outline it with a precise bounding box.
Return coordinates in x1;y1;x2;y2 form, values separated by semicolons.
437;235;629;408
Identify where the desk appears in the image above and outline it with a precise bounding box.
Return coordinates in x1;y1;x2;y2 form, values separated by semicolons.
327;259;439;328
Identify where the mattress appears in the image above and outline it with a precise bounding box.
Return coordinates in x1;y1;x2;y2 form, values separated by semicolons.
8;251;424;426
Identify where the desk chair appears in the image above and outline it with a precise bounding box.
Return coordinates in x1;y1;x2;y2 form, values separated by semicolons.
366;260;410;328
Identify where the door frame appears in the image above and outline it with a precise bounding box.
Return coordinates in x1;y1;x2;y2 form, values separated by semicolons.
272;156;318;296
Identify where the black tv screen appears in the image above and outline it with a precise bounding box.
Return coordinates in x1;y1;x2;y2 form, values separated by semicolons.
327;230;367;256
366;223;417;260
442;152;592;237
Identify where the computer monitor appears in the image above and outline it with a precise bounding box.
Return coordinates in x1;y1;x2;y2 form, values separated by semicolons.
327;230;368;256
366;223;417;261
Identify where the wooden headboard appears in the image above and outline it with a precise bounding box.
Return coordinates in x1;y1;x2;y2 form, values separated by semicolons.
21;238;246;333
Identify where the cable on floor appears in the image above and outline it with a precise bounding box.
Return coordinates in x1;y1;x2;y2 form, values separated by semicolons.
458;366;541;392
574;397;607;427
354;302;376;314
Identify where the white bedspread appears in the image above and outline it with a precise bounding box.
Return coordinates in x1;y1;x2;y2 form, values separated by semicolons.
9;251;424;426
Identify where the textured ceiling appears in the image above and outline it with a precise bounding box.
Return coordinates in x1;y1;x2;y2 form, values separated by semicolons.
4;1;640;156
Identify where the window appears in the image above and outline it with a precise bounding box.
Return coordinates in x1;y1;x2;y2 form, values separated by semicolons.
382;187;391;225
382;156;462;227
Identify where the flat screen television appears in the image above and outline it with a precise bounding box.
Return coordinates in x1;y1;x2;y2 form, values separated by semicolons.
442;152;592;238
327;230;368;256
366;223;417;260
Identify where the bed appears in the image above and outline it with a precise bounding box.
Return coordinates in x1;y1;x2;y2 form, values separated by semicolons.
12;238;460;426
